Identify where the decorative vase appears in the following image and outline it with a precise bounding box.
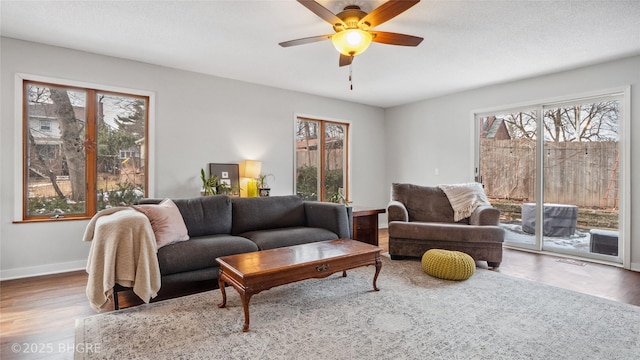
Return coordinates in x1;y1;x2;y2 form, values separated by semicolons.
247;179;259;197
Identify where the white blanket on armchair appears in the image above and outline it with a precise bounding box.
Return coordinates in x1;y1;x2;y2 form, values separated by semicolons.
83;207;161;311
438;183;491;222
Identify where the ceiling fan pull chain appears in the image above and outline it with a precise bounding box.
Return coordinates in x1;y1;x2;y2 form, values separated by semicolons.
349;62;353;90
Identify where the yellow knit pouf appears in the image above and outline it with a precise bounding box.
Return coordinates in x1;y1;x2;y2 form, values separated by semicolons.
421;249;475;280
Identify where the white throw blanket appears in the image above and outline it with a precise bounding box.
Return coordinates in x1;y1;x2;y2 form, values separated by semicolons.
83;207;161;311
438;183;491;222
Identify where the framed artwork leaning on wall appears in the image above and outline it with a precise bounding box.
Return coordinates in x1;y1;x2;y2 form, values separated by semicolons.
208;163;240;196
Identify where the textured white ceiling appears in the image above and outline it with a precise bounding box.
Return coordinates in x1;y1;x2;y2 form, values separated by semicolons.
2;0;639;108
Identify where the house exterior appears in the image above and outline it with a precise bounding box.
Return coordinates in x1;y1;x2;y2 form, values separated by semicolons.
481;116;511;140
26;103;85;179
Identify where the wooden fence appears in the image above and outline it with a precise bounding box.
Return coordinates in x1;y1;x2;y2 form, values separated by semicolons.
296;149;344;170
481;139;619;209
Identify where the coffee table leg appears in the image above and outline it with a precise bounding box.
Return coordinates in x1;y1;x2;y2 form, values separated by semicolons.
373;256;382;291
217;276;227;308
241;293;252;332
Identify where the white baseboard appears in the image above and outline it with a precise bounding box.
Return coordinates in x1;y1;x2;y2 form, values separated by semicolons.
0;260;87;281
630;261;640;272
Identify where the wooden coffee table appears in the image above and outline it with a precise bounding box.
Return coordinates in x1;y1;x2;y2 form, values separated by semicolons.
216;238;382;332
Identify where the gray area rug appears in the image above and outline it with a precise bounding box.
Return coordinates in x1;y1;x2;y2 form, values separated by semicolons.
75;256;640;359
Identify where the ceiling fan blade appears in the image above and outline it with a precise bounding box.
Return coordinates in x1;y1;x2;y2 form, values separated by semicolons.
339;54;353;67
371;31;423;46
297;0;346;28
279;34;332;47
359;0;420;28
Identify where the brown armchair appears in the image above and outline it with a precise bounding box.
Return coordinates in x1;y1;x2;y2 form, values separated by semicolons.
387;183;504;268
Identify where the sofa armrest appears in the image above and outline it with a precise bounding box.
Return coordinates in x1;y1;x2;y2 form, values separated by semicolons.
387;200;409;222
304;202;351;239
469;205;500;226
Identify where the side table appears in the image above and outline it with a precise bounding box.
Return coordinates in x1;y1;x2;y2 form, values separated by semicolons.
351;206;386;246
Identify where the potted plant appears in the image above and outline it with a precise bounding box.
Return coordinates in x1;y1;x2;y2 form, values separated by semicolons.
200;168;240;196
256;173;274;197
328;190;349;205
200;168;219;196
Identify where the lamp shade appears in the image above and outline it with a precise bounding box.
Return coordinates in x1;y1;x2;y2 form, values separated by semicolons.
241;160;262;179
331;29;373;56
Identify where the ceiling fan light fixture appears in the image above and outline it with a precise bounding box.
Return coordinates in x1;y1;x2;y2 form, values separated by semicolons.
331;29;373;56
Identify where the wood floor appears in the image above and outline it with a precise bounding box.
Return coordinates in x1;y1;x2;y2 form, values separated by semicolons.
2;229;639;359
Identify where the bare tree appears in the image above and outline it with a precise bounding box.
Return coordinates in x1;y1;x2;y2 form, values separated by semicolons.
49;88;86;201
498;101;619;142
542;102;619;142
502;111;537;140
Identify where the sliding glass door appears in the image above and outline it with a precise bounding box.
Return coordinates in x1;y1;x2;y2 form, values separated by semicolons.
477;93;624;263
478;109;539;251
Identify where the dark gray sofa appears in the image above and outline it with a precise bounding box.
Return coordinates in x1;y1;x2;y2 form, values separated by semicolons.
140;194;351;286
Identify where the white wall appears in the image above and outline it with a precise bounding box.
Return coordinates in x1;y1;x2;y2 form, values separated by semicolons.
0;38;387;279
385;55;640;271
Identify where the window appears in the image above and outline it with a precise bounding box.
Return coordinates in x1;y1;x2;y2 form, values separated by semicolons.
119;150;138;160
39;119;51;131
23;80;149;221
294;116;349;202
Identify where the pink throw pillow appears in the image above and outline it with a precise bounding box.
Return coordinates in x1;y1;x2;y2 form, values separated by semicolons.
133;199;189;248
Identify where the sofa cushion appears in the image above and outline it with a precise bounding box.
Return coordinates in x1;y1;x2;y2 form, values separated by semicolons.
392;183;468;224
231;195;306;235
389;221;504;243
132;199;190;248
240;227;338;250
157;235;258;276
137;196;233;237
172;196;233;237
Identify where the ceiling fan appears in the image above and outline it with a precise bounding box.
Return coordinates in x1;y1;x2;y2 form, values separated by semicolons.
279;0;423;67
